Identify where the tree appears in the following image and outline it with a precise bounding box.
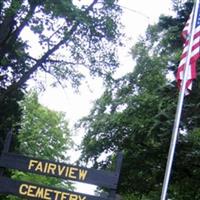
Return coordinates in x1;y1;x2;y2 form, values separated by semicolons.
78;36;176;196
0;0;123;152
6;91;73;200
78;1;200;199
17;91;71;160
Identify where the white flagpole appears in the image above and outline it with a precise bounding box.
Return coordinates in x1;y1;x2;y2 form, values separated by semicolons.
160;1;200;200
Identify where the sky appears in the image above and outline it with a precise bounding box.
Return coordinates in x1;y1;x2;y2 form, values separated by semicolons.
39;0;173;125
37;0;173;194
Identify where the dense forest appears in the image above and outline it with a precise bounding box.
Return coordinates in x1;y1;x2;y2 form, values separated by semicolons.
0;0;122;199
78;0;200;199
1;0;200;199
0;0;122;148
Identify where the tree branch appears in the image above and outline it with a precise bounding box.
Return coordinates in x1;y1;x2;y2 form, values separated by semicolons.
13;0;99;89
0;0;100;102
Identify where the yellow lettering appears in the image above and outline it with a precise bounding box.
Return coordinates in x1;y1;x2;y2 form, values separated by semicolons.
35;161;43;172
54;190;62;200
19;184;28;195
65;166;69;177
28;160;38;170
79;195;86;200
58;165;66;176
44;162;48;173
35;187;44;198
61;192;69;200
43;189;52;200
79;169;88;181
68;167;78;179
27;185;37;197
47;163;57;174
69;194;78;200
19;184;85;200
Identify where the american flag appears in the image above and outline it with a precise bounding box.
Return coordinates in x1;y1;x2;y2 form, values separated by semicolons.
176;3;200;93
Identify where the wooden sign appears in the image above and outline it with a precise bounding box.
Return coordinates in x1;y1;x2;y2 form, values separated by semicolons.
0;152;120;189
0;176;108;200
0;131;123;200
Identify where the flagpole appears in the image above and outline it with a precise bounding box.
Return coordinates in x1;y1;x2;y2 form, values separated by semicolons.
160;1;199;200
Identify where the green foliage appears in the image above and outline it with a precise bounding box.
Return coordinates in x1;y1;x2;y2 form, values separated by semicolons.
122;191;161;200
5;91;73;200
0;88;23;151
78;1;200;199
0;0;122;90
0;0;123;155
0;2;123;198
17;91;71;160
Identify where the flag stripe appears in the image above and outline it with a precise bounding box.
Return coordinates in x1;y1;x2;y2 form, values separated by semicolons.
176;3;200;93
